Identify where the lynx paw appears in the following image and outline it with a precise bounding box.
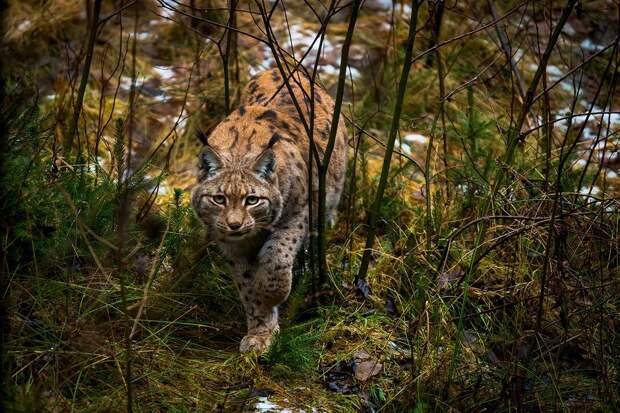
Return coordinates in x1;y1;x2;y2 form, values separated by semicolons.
239;334;273;353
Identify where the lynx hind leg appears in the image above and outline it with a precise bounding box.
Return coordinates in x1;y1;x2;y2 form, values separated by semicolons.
325;188;342;228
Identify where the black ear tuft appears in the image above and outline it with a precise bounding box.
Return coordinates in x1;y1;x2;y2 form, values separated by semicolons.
196;130;209;146
267;133;282;148
253;149;275;180
200;147;222;179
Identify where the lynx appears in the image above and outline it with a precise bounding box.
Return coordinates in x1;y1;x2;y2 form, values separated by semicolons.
192;69;347;352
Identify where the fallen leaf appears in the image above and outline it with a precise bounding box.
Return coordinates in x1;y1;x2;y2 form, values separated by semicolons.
353;351;383;382
438;269;464;289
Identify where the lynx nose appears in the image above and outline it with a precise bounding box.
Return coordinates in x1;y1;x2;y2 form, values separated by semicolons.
227;221;242;231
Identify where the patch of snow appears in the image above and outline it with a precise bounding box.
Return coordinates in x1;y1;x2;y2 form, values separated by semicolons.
252;25;359;80
136;32;151;41
606;170;618;179
332;56;361;79
403;133;429;145
380;21;392;31
319;64;339;76
317;63;359;79
528;64;564;80
254;396;292;413
119;75;138;91
399;142;412;154
374;0;394;8
602;112;620;126
572;159;588;169
559;80;575;93
555;120;568;133
562;23;576;36
580;39;605;52
605;151;619;162
153;66;175;81
579;185;601;196
156;183;172;195
513;48;524;62
286;23;335;57
176;116;188;131
255;42;276;71
555;104;620;131
347;66;361;79
546;65;563;81
159;1;176;18
17;20;32;33
582;127;596;140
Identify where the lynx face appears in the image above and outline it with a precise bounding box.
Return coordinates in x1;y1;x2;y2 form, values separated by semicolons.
192;146;283;241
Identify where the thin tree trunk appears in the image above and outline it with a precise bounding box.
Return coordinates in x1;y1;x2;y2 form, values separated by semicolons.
65;0;103;156
356;0;421;283
223;0;237;113
118;5;138;412
425;0;444;67
487;0;527;101
317;0;361;286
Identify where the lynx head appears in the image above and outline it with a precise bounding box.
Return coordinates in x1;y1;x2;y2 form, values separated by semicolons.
192;137;283;241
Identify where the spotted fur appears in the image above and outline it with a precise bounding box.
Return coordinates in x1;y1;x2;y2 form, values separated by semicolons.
192;69;347;352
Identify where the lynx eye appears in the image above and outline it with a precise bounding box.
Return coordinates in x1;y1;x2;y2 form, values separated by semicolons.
245;196;259;206
212;195;226;205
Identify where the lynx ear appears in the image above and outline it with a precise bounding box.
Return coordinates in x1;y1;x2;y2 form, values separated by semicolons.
196;129;209;145
252;149;275;180
199;146;223;179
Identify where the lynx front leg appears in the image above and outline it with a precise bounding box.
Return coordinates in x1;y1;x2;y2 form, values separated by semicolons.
240;217;306;353
229;265;277;353
233;273;279;353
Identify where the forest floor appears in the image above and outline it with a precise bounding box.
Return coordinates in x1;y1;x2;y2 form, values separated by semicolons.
2;0;620;412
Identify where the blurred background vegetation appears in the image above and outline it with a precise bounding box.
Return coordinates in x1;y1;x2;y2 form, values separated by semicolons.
1;0;619;411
